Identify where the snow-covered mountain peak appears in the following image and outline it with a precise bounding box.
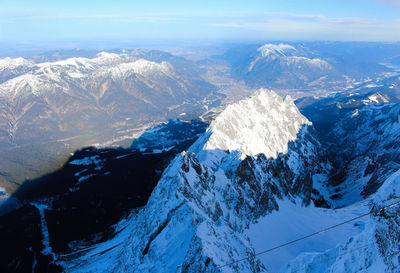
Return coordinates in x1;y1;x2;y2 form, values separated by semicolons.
111;59;173;77
202;89;311;158
257;43;296;57
35;52;123;71
0;57;35;70
0;57;37;83
36;55;104;75
95;51;123;62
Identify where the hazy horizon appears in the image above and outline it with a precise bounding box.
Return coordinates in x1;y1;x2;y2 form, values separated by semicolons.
2;39;400;59
1;0;400;53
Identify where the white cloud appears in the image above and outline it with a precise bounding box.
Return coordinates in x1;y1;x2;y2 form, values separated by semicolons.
0;9;399;42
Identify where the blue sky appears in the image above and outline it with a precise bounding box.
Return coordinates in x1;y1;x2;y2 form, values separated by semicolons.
1;0;400;47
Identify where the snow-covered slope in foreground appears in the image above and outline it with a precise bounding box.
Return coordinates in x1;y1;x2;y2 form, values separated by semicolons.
62;89;329;272
282;170;400;273
246;199;369;272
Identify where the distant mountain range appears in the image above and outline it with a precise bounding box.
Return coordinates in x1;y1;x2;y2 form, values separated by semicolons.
0;51;216;147
0;50;220;193
216;42;400;91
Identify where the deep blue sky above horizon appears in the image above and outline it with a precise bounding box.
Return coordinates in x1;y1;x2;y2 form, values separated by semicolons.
1;0;400;48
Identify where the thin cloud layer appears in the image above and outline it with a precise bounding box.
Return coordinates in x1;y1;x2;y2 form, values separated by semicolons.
0;9;399;42
207;12;400;41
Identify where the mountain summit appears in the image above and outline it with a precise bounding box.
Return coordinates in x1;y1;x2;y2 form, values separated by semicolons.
202;90;311;158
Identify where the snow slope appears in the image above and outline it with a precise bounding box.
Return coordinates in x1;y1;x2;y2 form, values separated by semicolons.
247;199;369;272
282;170;400;273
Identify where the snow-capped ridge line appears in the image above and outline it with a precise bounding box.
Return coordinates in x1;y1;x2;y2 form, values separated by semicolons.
258;43;296;57
0;53;175;98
